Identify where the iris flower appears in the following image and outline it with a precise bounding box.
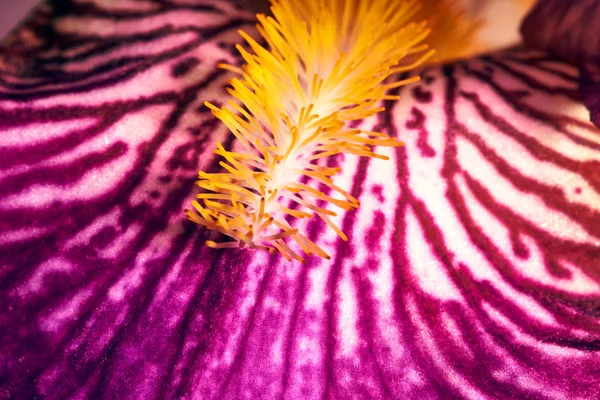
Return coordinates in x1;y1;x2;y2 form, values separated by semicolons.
0;0;599;398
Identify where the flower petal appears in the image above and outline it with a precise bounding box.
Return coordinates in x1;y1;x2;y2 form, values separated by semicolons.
1;1;600;400
521;0;600;128
521;0;600;64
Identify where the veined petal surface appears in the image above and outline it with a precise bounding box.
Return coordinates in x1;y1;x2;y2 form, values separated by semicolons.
521;0;600;129
0;1;599;399
521;0;600;65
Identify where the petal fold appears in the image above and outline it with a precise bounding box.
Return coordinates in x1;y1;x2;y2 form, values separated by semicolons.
521;0;600;64
0;1;599;399
521;0;600;128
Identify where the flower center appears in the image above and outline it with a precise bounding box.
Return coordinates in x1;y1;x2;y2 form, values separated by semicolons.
187;0;481;261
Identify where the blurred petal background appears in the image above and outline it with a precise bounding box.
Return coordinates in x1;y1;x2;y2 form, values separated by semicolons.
1;1;599;399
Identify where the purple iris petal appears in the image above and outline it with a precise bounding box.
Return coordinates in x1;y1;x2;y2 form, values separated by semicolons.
1;1;600;399
521;0;600;128
521;0;600;65
580;63;600;128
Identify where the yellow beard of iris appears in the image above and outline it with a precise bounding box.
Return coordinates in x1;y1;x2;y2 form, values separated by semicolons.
187;0;479;262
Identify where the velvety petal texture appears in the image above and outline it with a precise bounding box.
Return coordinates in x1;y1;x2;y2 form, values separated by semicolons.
521;0;600;128
521;0;600;64
1;1;600;399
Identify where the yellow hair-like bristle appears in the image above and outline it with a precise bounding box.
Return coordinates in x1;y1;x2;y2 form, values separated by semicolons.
187;0;476;261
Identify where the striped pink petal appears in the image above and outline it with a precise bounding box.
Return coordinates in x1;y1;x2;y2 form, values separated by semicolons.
0;1;599;399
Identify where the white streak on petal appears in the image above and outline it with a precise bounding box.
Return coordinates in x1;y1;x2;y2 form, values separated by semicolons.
405;208;462;301
17;257;73;296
